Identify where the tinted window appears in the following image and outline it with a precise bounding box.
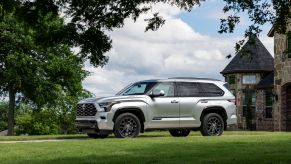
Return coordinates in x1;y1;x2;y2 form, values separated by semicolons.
199;83;224;97
177;82;224;97
177;82;202;97
152;83;175;97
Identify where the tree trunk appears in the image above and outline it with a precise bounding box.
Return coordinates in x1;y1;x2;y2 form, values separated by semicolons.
7;88;16;136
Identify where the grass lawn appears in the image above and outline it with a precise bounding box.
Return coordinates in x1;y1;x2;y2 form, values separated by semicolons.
1;131;291;164
0;134;87;141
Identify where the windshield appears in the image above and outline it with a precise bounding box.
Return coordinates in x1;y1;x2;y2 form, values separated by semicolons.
117;82;157;96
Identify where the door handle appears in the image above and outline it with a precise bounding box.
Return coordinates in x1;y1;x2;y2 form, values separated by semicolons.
171;100;179;104
200;100;208;103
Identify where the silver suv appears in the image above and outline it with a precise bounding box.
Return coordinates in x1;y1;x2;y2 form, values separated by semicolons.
75;78;237;138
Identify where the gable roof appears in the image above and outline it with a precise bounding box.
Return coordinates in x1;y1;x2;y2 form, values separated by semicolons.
221;36;274;75
256;71;274;89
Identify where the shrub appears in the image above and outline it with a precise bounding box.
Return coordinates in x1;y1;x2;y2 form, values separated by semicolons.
0;102;8;131
16;108;59;135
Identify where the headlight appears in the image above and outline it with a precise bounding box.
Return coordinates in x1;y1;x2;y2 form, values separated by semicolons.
98;101;120;112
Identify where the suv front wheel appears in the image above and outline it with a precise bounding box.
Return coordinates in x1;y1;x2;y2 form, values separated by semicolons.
113;113;141;138
200;113;224;136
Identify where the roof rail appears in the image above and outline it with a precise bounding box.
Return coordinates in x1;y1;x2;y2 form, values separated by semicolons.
168;77;221;81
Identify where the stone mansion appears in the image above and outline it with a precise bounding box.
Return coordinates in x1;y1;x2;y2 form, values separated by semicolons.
221;23;291;131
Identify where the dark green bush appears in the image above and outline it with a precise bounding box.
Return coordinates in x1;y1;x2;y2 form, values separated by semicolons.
0;102;8;131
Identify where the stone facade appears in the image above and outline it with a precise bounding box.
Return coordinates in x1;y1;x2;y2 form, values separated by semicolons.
225;73;266;130
272;22;291;131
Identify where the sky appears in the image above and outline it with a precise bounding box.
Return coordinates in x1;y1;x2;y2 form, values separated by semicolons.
83;0;274;96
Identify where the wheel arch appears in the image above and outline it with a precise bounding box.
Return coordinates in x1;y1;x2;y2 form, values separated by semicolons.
200;106;227;129
113;107;145;132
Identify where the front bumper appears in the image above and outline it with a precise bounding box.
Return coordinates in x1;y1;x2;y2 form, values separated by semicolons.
75;120;112;134
75;112;114;131
75;120;98;129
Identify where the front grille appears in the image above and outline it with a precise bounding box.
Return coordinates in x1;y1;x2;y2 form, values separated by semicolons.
76;103;97;116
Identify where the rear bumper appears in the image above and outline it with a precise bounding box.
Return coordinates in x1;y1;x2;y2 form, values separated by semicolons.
227;114;237;125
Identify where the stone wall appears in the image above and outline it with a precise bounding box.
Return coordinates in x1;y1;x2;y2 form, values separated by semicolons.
256;90;274;131
225;73;264;129
273;22;291;131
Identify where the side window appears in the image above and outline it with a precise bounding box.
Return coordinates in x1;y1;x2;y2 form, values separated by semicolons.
265;90;273;118
177;82;201;97
199;83;224;97
152;83;175;97
228;75;236;85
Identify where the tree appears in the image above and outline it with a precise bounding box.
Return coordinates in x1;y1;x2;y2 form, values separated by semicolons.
3;0;289;66
0;4;87;135
1;0;290;135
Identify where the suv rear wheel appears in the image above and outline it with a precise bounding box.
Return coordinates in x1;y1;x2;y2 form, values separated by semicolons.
169;129;190;137
200;113;224;136
114;113;141;138
87;133;109;139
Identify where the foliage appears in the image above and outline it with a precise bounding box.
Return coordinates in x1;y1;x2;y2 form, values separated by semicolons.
15;90;93;135
0;12;86;105
219;0;290;51
15;104;59;135
1;132;291;163
1;0;289;67
0;2;87;135
0;102;8;131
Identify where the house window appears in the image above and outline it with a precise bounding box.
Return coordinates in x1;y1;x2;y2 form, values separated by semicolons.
242;75;256;84
265;90;273;118
228;75;236;84
287;32;291;58
242;90;256;117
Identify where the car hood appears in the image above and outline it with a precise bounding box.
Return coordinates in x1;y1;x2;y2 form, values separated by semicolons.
78;95;148;104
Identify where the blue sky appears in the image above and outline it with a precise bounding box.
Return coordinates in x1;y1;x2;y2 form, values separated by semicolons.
83;2;274;96
180;0;273;37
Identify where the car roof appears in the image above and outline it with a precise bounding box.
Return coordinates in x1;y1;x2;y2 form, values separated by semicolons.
137;77;224;83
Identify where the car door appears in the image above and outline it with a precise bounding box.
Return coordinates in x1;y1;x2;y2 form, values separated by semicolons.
147;82;180;128
177;82;203;128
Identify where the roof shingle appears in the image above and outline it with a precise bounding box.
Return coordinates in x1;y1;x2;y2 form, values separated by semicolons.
221;36;274;74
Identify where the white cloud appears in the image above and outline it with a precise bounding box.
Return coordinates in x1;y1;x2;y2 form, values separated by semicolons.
82;3;273;96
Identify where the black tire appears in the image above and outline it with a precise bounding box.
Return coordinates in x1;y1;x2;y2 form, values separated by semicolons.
200;113;224;136
87;133;109;139
113;113;141;138
169;129;190;137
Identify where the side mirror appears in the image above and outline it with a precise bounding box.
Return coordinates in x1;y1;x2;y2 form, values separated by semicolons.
150;89;165;97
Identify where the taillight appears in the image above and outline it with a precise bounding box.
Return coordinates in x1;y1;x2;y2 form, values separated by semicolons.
228;99;236;105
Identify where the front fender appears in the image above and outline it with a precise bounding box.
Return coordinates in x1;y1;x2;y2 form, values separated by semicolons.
110;100;149;122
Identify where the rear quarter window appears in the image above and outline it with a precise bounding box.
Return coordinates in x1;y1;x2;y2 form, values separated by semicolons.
199;83;224;97
177;82;201;97
177;82;224;97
